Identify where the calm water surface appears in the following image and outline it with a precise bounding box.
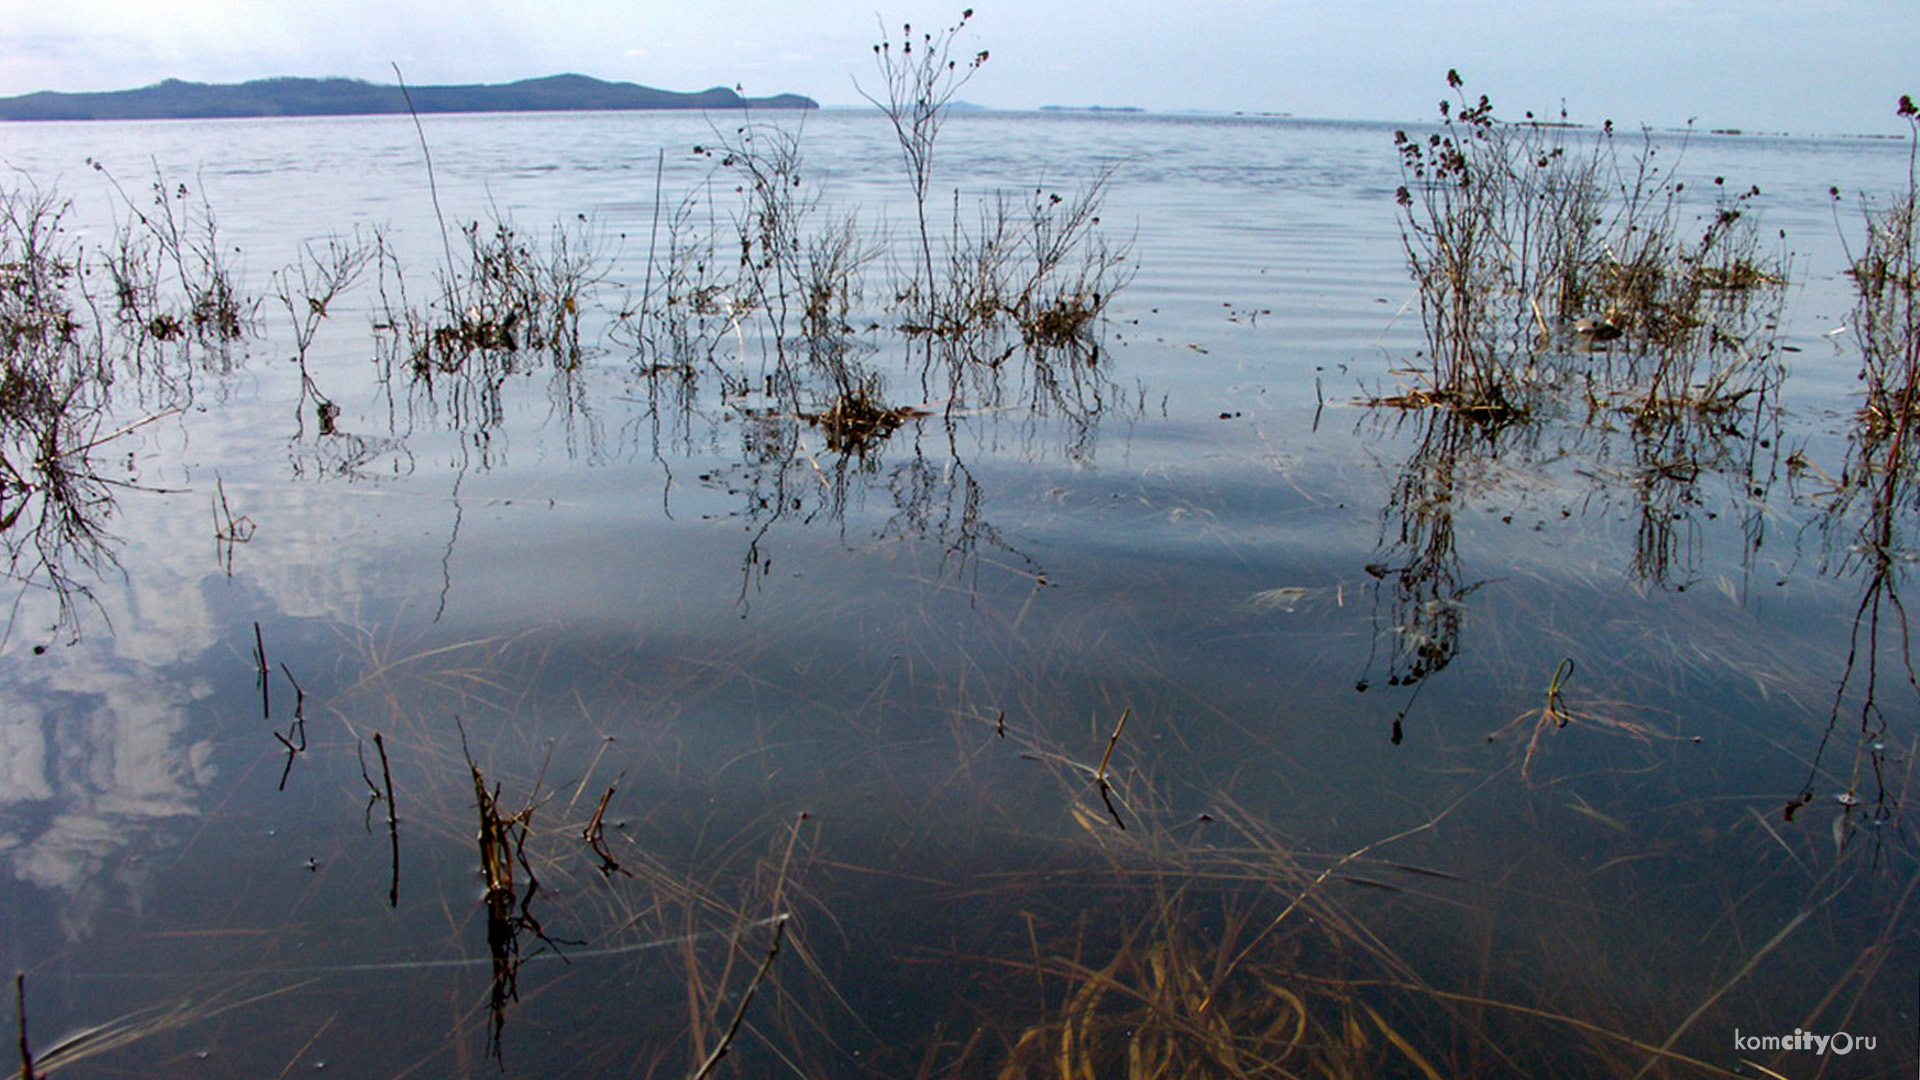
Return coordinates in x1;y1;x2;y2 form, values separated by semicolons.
0;109;1914;1077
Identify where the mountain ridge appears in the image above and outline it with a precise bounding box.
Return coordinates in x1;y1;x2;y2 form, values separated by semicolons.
0;73;818;121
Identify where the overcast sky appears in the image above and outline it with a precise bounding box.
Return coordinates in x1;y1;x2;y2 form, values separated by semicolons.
1;0;1914;136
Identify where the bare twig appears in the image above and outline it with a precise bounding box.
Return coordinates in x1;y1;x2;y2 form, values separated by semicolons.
1095;706;1131;783
16;974;40;1080
252;621;270;719
581;776;632;879
271;662;307;791
688;914;790;1080
1095;707;1132;830
374;733;399;908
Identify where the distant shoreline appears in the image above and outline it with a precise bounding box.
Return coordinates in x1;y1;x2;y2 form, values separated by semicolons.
0;73;817;122
2;81;1898;143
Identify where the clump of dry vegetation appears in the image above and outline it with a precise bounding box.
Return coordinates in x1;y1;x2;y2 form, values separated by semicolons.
1786;95;1920;827
394;214;605;377
1390;70;1786;424
0;167;258;641
614;9;1131;467
90;161;253;357
1843;95;1920;438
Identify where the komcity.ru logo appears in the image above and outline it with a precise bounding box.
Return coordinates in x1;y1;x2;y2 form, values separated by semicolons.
1732;1028;1877;1055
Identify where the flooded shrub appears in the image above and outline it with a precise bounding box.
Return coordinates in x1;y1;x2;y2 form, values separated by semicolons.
612;12;1129;486
858;13;1129;350
859;9;990;318
90;161;254;354
1788;96;1920;826
0;183;130;638
1391;71;1786;423
273;229;374;432
1844;95;1920;438
427;215;602;369
374;212;607;444
0;185;89;375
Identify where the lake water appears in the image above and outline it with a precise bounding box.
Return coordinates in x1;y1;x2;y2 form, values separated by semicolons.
0;107;1915;1077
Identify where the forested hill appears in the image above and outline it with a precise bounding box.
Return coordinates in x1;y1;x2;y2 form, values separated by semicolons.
0;73;818;121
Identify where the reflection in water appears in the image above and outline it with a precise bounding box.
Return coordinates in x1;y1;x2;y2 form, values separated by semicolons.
0;175;249;941
1800;468;1913;832
1364;195;1788;733
694;332;1117;604
1360;408;1502;707
0;431;234;939
349;129;1131;610
2;108;1918;1075
0;656;215;941
1793;176;1920;828
1356;396;1777;688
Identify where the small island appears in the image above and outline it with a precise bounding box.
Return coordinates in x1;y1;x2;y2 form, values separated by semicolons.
0;73;817;122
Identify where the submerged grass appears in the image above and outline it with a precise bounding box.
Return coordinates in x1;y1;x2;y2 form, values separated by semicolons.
31;539;1908;1079
969;730;1805;1080
993;886;1447;1080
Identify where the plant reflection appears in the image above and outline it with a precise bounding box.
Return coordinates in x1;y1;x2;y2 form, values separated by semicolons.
1359;409;1507;706
349;117;1130;608
1358;386;1783;744
692;333;1112;605
1791;112;1920;832
2;175;236;644
1369;90;1791;726
466;747;570;1059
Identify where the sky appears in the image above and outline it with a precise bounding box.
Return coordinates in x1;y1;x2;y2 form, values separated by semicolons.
1;0;1915;136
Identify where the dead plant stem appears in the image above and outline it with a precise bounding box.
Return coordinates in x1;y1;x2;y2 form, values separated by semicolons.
688;914;789;1080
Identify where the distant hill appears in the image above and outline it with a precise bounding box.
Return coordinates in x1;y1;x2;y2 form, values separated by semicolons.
0;73;817;121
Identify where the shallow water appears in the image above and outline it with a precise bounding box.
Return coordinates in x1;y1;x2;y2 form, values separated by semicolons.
0;107;1915;1077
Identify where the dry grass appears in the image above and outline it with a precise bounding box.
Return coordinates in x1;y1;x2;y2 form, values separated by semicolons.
1389;73;1786;426
994;887;1447;1080
1486;657;1680;783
